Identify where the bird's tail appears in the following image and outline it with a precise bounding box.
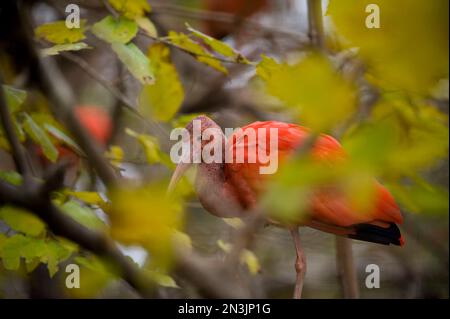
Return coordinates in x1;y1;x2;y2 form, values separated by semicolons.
348;223;404;246
307;220;404;246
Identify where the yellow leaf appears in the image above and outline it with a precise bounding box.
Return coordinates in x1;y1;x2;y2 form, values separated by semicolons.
108;0;151;19
167;31;228;74
35;20;86;44
186;23;250;64
327;0;448;94
240;250;261;275
138;44;184;122
256;53;357;132
136;17;158;37
108;183;184;270
106;145;124;167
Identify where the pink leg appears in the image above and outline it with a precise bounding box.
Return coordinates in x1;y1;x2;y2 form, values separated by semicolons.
290;228;306;299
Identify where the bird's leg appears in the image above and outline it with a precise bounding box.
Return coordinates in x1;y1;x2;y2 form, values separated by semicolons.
290;227;306;299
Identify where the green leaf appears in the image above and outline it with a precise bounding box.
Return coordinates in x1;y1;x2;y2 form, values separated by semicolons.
91;15;138;44
389;182;449;215
139;44;184;122
35;20;86;44
186;23;249;63
0;206;46;237
0;171;23;186
1;86;27;113
136;17;158;37
59;200;106;231
0;234;73;276
167;31;228;74
44;123;83;155
108;0;151;19
111;42;155;85
41;42;90;56
22;113;58;162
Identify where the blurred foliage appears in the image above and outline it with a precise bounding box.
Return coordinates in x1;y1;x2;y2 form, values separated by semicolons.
35;20;87;44
108;0;151;20
91;15;138;44
257;53;357;132
327;0;449;95
108;183;184;270
139;44;184;122
0;0;448;299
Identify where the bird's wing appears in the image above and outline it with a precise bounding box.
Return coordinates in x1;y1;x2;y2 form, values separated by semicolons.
224;121;403;226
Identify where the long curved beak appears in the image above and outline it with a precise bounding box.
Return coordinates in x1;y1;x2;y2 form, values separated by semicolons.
168;162;192;193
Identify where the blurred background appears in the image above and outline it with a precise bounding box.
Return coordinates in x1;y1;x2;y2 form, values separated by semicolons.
0;0;448;299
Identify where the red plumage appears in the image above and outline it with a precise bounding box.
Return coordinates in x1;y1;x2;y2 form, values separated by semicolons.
224;121;404;245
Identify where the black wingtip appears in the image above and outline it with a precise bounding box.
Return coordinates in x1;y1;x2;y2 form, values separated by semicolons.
348;223;404;246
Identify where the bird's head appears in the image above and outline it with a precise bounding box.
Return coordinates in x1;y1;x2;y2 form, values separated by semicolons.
168;115;225;193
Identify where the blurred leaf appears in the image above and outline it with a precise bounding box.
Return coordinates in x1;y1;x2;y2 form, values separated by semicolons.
108;0;151;19
68;255;116;298
172;231;192;251
136;17;158;37
63;190;107;207
44;123;83;155
371;99;449;175
91;16;138;44
389;182;449;215
59;200;106;231
139;44;184;122
106;145;124;167
147;270;179;288
22;113;58;162
1;85;27;113
222;218;244;229
108;183;184;270
327;0;448;94
240;250;261;275
0;171;23;186
167;31;228;74
217;239;231;253
171;113;204;128
112;42;155;85
0;206;46;237
41;42;90;56
0;235;74;276
256;54;357;131
217;240;261;275
35;20;86;44
186;23;250;63
125;128;173;167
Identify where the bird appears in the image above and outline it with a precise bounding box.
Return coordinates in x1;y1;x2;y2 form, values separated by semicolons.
203;0;268;39
168;115;404;299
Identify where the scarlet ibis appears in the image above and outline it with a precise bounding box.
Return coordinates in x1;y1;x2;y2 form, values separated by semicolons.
168;115;404;298
203;0;268;38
